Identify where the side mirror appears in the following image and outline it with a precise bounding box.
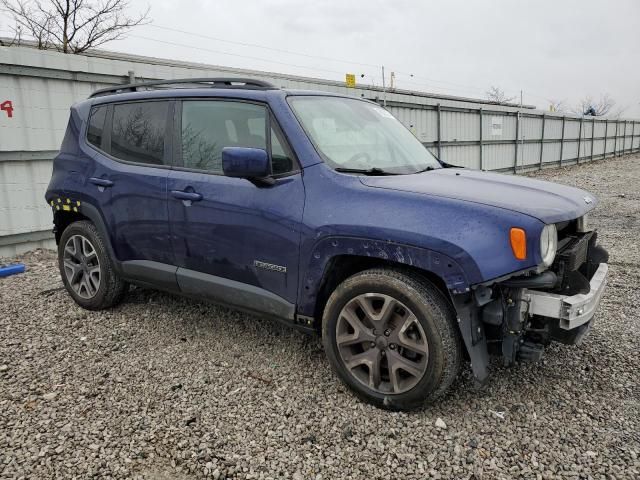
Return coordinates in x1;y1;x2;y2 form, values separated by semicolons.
222;147;270;179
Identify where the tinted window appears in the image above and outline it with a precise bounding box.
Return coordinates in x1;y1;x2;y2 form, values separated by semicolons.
182;101;267;173
110;102;169;165
87;105;107;149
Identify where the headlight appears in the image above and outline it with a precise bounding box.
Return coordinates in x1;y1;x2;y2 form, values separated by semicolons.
540;224;557;267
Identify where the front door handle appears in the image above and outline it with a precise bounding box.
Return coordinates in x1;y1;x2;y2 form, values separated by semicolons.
171;190;203;203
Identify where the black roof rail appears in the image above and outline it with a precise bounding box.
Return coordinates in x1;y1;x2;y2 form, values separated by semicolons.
89;77;277;98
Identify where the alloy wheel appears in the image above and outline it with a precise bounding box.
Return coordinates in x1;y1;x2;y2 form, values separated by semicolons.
336;293;429;394
63;234;101;299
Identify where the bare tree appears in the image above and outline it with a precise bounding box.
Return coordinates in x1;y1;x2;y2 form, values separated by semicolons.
573;94;615;117
2;3;54;49
547;99;566;113
1;0;149;53
0;23;22;47
486;86;516;104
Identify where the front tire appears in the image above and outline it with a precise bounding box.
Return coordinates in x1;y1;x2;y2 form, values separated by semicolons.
58;220;128;310
322;268;461;410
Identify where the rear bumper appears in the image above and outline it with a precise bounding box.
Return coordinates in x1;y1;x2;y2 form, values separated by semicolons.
524;262;608;330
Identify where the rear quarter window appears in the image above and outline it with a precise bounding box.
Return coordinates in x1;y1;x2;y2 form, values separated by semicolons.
87;105;107;149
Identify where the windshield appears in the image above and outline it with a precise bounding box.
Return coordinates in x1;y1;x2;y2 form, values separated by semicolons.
288;96;441;174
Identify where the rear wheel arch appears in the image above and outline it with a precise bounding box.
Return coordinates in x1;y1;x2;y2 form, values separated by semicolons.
53;203;120;271
53;210;89;244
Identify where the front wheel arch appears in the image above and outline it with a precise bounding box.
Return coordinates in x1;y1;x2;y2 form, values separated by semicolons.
311;254;453;330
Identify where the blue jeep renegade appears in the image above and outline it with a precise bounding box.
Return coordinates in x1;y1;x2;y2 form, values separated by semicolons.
46;78;609;410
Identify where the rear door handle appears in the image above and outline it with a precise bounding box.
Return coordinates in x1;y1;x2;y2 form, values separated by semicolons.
89;177;114;187
171;190;203;202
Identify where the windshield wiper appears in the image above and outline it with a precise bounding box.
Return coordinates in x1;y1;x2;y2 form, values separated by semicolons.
413;166;437;174
334;167;399;176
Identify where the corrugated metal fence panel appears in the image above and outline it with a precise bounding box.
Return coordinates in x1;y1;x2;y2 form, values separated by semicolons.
593;139;605;157
483;113;517;142
626;124;634;151
388;106;437;143
1;76;112;151
441;111;478;142
544;117;563;139
1;45;640;252
562;140;579;162
564;119;580;139
440;145;480;169
484;143;516;171
519;142;542;167
0;160;52;236
542;142;561;164
521;116;543;141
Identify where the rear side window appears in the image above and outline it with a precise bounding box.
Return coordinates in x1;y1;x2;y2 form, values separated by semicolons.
87;105;107;149
181;101;267;174
110;102;169;165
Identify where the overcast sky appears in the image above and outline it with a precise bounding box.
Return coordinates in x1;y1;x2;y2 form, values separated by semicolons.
79;0;640;117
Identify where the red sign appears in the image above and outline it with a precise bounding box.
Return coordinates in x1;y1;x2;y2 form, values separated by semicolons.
1;100;13;118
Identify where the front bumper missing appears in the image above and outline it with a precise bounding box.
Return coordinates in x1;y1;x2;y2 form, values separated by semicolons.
524;263;608;330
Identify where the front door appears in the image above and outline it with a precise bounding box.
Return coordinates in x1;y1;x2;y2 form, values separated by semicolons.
167;99;304;315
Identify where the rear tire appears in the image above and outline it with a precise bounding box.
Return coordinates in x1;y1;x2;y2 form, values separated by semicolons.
58;220;128;310
322;268;461;410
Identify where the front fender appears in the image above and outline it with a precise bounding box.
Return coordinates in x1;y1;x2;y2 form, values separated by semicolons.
296;236;479;317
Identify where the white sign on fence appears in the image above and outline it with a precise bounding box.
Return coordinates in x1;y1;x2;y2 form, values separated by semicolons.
491;116;503;136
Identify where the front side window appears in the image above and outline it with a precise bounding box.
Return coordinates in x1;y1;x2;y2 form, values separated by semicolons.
182;101;267;174
110;101;169;165
87;105;107;149
181;101;296;175
288;96;441;174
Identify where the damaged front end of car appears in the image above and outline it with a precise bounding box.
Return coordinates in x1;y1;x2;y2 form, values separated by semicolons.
456;216;609;384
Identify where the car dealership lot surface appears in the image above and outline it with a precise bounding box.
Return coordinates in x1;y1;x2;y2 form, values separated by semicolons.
1;156;639;480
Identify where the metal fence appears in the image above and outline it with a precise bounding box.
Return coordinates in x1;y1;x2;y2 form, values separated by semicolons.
1;44;639;256
389;102;640;172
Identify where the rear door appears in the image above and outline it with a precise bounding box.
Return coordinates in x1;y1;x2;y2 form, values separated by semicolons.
83;100;174;277
167;99;304;316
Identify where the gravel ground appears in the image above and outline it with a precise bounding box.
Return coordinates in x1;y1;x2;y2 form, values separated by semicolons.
1;155;639;480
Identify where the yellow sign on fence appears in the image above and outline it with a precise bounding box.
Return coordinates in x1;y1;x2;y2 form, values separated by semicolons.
345;73;356;88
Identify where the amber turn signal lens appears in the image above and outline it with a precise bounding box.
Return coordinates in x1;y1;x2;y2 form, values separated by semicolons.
510;228;527;260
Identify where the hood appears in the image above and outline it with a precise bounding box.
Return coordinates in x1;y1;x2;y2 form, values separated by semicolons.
360;168;596;224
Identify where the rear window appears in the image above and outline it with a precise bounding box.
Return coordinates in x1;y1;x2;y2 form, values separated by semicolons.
87;105;107;149
110;102;169;165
